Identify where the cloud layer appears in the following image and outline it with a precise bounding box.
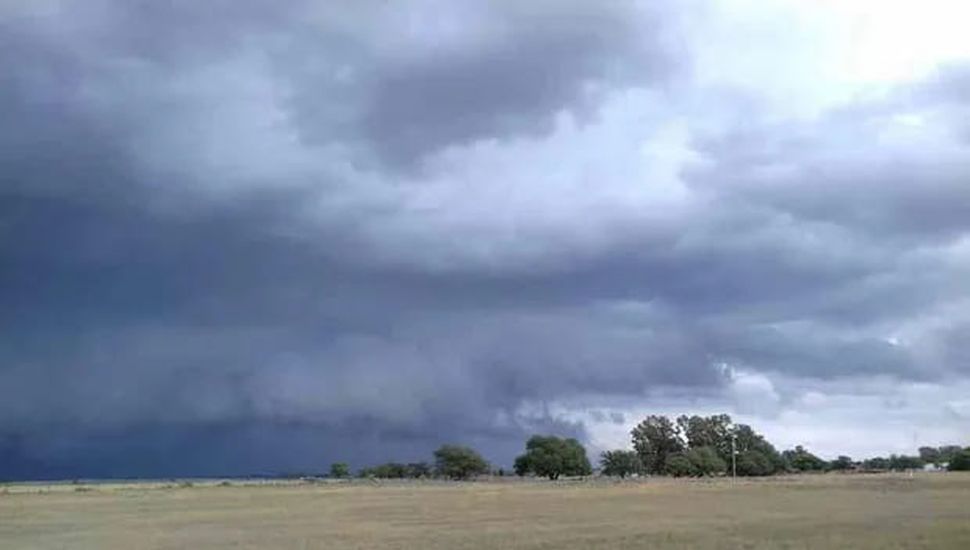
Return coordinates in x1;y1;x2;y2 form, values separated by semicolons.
2;0;969;478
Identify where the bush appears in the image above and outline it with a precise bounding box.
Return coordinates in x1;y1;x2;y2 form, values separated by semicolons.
736;450;775;476
665;454;696;477
829;456;854;471
948;449;970;471
686;446;726;476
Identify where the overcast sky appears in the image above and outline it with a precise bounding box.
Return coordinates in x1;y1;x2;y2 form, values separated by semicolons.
3;0;970;479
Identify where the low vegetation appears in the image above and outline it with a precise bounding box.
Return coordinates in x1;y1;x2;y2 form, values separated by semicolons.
4;474;969;549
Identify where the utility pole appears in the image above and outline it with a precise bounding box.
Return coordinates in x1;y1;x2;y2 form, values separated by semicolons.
731;430;737;481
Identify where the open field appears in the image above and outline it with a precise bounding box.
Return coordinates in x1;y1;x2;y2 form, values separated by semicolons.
3;473;970;549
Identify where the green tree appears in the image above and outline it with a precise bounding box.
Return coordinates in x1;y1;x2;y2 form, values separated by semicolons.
947;448;970;471
736;450;775;476
677;414;733;461
665;454;696;477
406;462;431;479
887;454;923;471
734;424;785;474
631;415;684;475
514;435;592;480
359;462;410;478
918;446;941;466
829;455;854;471
686;446;727;476
783;446;827;472
434;445;489;480
939;445;964;465
329;462;350;478
600;450;642;478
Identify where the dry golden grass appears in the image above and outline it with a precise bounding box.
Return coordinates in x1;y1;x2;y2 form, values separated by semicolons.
2;473;969;549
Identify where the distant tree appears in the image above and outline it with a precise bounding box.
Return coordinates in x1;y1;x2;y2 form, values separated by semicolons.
600;450;642;478
918;447;941;466
434;445;489;480
686;446;727;476
783;446;828;472
632;415;685;475
515;435;592;480
736;450;775;476
329;462;350;479
888;454;924;471
947;448;970;471
939;445;964;465
733;424;785;474
829;456;854;471
630;414;784;477
677;414;733;462
406;462;432;479
862;456;889;471
359;462;410;479
665;454;696;477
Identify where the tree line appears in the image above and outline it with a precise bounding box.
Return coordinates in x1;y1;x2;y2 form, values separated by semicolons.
328;414;970;480
609;414;970;477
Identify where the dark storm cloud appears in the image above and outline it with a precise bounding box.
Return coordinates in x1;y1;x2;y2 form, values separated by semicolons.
354;4;670;166
3;1;970;478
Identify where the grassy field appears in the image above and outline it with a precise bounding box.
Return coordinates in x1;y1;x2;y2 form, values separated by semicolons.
2;473;969;549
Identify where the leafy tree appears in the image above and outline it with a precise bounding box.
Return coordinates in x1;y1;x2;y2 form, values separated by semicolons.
918;445;967;467
783;446;827;472
665;454;696;477
434;445;489;480
918;446;941;466
736;450;775;476
862;456;889;470
829;455;854;471
733;424;785;474
677;414;733;462
515;436;592;480
359;462;409;478
939;445;964;465
947;448;970;471
406;462;432;479
888;454;923;471
329;462;350;479
686;446;727;476
632;415;684;474
600;450;642;478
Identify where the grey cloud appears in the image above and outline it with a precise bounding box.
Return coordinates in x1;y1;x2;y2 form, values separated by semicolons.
689;77;970;242
3;1;970;478
272;1;678;169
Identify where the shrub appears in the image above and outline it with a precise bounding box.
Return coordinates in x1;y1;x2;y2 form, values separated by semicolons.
665;454;696;477
686;446;726;476
948;449;970;471
736;450;775;476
